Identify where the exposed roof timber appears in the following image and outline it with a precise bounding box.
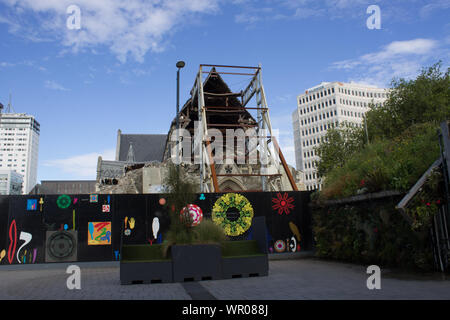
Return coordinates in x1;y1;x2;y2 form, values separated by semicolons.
204;91;243;97
200;64;260;70
202;71;257;76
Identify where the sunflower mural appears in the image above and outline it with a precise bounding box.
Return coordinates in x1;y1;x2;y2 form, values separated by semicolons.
212;193;254;237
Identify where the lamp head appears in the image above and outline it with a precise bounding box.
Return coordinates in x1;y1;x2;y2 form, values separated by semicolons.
176;61;185;69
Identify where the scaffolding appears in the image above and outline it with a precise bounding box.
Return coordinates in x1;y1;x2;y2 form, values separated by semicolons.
189;64;298;193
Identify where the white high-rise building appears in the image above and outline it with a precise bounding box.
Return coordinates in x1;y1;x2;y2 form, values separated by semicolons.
0;169;23;195
0;113;40;194
292;82;388;191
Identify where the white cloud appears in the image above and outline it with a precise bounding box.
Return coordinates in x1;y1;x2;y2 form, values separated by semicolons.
233;0;376;24
360;39;438;63
0;0;220;63
331;38;442;87
43;149;115;178
0;62;15;67
0;59;47;71
44;80;69;91
420;0;450;18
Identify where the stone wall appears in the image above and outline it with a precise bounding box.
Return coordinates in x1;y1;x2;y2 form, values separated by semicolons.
97;160;305;194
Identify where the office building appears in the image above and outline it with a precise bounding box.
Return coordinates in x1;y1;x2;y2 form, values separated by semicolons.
0;169;23;195
0;113;40;194
292;81;388;190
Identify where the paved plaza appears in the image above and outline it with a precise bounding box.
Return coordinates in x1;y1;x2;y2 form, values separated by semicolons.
0;257;449;300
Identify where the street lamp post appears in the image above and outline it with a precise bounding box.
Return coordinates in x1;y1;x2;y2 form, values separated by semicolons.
176;61;185;173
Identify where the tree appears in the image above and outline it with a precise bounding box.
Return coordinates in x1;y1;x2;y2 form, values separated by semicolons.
314;123;365;179
315;61;449;183
365;62;450;140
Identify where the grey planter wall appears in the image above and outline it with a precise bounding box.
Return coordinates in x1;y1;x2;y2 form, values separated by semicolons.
222;255;268;279
120;260;173;284
171;244;222;282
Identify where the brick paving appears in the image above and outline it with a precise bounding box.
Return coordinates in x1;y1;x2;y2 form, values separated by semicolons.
0;258;449;300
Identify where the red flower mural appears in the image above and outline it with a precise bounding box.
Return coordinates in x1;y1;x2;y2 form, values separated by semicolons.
272;193;295;215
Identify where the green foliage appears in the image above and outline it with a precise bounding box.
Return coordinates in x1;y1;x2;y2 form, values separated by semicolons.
191;219;227;245
405;169;445;231
221;240;263;257
121;244;169;262
161;163;199;257
315;62;449;200
161;163;226;257
319;122;440;200
365;62;450;140
314;124;365;178
313;199;434;270
162;163;199;215
311;62;448;270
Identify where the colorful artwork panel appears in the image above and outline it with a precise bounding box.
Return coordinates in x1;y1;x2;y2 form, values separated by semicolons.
272;193;295;215
57;195;71;209
212;193;254;237
88;222;111;245
27;199;38;211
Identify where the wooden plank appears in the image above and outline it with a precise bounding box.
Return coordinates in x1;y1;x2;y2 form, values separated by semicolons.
272;136;298;191
205;140;220;192
202;71;256;76
205;106;268;110
200;64;260;69
204;92;243;97
207;123;258;128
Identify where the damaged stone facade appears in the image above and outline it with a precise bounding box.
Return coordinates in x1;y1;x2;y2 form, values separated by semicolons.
96;159;305;194
96;65;306;194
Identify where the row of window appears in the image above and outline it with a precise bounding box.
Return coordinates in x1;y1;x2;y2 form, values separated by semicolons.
304;149;316;159
338;87;386;99
299;99;336;114
303;135;328;148
299;87;335;105
304;160;317;170
301;121;338;137
340;98;385;108
305;172;317;181
300;109;337;126
0;127;30;131
0;158;25;162
306;184;320;191
0;132;27;135
341;109;364;118
0;164;25;172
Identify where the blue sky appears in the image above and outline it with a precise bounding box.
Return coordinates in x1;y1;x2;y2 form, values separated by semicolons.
0;0;448;182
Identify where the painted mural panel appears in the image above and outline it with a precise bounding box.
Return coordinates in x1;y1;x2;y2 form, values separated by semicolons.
0;192;312;264
88;222;112;245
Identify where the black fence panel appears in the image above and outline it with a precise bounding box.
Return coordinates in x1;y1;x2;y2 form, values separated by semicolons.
0;191;312;265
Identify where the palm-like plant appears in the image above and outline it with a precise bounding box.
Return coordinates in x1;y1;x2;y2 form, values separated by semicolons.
161;163;226;257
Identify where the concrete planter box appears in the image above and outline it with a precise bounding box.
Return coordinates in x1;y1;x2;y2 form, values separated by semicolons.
120;260;173;284
221;240;268;279
120;217;269;284
120;244;173;285
171;244;222;282
222;255;268;279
